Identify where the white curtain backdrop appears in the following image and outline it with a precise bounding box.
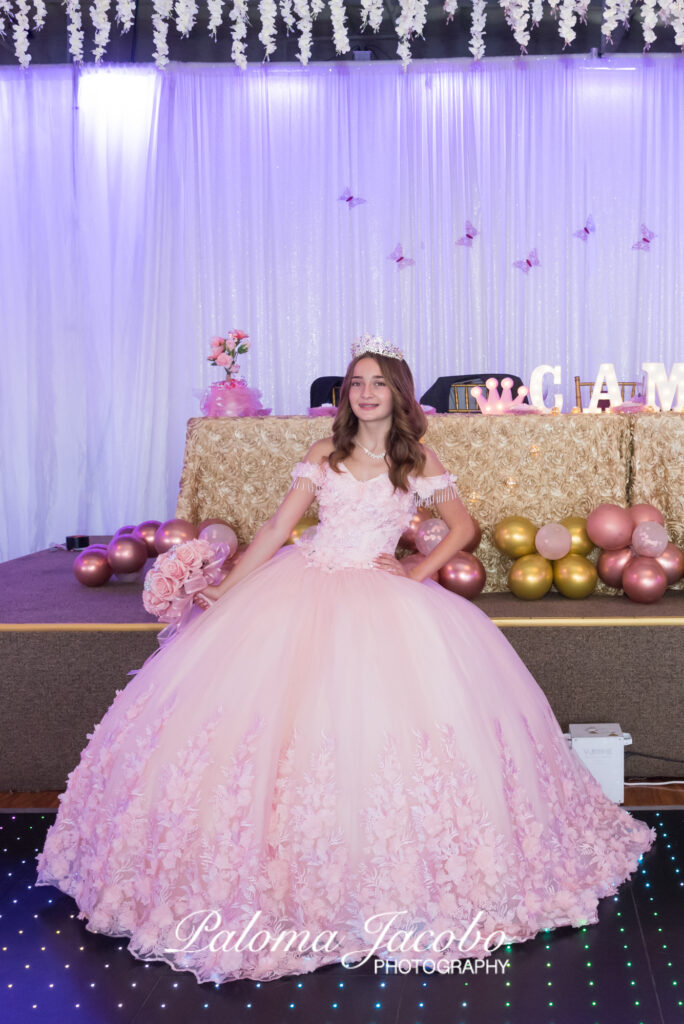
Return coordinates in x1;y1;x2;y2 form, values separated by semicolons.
1;55;683;562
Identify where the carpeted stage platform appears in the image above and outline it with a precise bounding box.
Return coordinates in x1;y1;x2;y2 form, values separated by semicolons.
1;542;682;790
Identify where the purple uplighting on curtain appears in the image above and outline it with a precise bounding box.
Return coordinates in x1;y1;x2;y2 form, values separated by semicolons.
1;56;683;561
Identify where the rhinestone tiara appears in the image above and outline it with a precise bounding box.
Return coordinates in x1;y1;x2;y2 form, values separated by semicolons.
350;333;405;361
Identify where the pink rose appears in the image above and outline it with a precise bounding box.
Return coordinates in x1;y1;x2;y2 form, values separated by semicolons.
216;352;233;367
142;593;167;616
234;330;248;340
225;337;237;351
148;573;176;601
159;556;187;582
175;544;203;572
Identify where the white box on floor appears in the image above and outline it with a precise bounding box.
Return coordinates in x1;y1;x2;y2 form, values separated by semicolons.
566;723;633;804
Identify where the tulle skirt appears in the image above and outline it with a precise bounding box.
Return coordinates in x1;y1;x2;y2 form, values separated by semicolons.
35;544;656;983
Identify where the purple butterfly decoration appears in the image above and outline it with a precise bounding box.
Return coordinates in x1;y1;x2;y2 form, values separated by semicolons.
513;248;540;273
338;187;366;209
388;243;415;269
632;224;656;251
573;215;596;242
456;221;479;247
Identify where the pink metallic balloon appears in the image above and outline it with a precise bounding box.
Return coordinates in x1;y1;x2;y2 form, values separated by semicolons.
629;503;665;528
597;547;634;588
399;508;432;549
106;535;149;574
535;523;572;561
438;552;486;600
400;552;439;582
586;504;633;551
154;518;198;553
132;520;162;557
656;543;684;585
415;518;450;556
73;548;112;587
199;522;238;558
631;520;668;558
622;557;668;603
463;518;482;553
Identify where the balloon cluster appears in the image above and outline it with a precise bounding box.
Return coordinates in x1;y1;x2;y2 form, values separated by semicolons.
73;518;238;587
399;509;486;599
590;503;684;603
494;515;597;599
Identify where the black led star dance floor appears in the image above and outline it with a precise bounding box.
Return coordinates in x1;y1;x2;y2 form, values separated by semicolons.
0;810;682;1024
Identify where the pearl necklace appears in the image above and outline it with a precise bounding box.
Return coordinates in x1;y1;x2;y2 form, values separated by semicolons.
354;440;386;461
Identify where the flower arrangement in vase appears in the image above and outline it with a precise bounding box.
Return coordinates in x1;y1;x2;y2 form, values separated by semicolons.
198;329;271;417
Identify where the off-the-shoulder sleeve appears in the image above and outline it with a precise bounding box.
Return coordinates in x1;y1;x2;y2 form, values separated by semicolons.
290;460;325;496
411;470;459;508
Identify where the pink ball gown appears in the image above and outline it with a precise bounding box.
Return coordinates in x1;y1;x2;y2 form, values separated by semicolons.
35;458;656;984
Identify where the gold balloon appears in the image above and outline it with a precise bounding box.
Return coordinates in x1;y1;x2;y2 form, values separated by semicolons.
285;515;318;544
493;516;537;559
508;554;553;600
553;553;597;598
559;515;594;557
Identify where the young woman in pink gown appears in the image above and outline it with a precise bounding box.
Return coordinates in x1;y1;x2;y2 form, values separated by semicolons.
35;337;656;984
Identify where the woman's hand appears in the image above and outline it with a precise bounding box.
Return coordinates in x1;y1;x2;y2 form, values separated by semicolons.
193;584;221;610
372;553;415;578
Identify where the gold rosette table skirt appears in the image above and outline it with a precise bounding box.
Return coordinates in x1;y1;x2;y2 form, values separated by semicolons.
175;412;684;593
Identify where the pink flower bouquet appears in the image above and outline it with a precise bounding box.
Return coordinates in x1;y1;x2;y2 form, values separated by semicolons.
143;538;229;643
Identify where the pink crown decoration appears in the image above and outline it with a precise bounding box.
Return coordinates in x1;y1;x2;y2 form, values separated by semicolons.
471;378;529;414
351;333;405;361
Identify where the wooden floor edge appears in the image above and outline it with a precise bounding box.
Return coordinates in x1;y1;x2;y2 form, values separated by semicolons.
0;622;162;631
1;618;683;631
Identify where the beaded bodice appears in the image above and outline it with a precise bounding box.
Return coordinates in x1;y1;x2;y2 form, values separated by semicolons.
289;458;459;573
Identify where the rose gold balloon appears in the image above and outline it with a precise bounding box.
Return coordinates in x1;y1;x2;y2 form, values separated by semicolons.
199;522;238;556
400;552;439;582
399;508;432;549
622;557;668;603
463;518;482;553
106;535;149;574
629;503;665;528
73;549;112;587
586;504;633;551
114;525;136;536
416;518;450;556
439;552;486;599
655;543;684;585
154;518;198;553
597;547;634;588
132;520;162;557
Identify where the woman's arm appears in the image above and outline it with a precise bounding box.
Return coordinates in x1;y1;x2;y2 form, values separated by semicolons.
199;443;325;600
407;447;478;584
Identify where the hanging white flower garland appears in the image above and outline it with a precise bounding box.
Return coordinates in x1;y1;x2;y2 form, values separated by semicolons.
329;0;350;53
12;0;30;66
91;0;112;60
469;0;486;58
258;0;278;55
5;0;684;69
230;0;250;68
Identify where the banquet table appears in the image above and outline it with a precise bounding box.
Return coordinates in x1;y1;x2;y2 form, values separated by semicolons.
175;412;684;593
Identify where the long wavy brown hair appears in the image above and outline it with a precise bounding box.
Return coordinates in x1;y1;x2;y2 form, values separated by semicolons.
326;352;428;494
